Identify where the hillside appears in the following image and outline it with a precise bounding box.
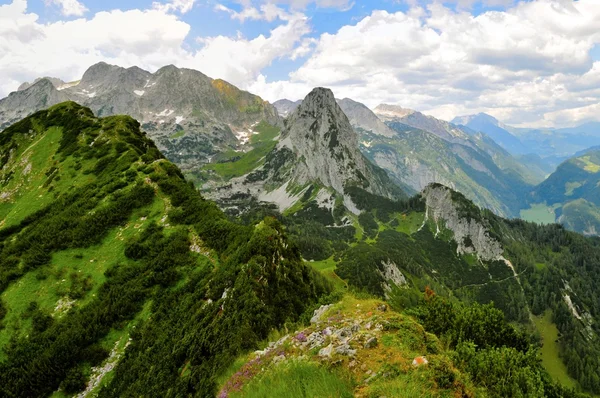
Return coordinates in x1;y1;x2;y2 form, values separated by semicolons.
252;176;600;395
526;148;600;235
0;103;328;397
0;63;280;175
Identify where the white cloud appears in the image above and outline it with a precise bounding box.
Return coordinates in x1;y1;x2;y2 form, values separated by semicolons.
215;3;292;22
250;0;600;127
191;12;310;87
0;0;310;99
45;0;87;16
152;0;196;14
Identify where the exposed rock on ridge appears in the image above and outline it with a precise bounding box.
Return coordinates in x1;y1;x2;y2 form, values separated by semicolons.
421;184;503;261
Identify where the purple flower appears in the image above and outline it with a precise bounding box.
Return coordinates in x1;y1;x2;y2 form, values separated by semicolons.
295;332;307;342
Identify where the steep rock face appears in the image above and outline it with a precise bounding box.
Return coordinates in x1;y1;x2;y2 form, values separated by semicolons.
337;98;395;138
0;79;69;129
207;88;402;213
421;184;503;261
277;88;398;199
1;62;281;172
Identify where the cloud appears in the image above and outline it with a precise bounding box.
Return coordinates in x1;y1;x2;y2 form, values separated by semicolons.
191;12;310;86
215;3;292;22
152;0;196;14
44;0;87;16
250;0;600;127
0;0;311;99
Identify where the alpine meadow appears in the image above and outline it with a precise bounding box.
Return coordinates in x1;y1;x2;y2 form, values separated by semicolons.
2;0;600;397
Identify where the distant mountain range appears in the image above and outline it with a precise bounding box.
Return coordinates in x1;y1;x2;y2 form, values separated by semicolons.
0;62;280;174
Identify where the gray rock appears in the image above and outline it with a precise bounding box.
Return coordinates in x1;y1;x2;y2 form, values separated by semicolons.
319;344;333;358
364;337;378;349
334;343;356;357
310;304;333;324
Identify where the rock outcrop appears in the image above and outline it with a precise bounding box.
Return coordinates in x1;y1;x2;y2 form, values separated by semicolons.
421;184;503;261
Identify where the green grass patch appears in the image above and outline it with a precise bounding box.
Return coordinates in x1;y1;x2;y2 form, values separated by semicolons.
533;310;578;389
170;130;185;139
307;256;347;291
519;203;557;225
229;360;354;398
579;156;600;173
203;121;279;180
394;212;424;236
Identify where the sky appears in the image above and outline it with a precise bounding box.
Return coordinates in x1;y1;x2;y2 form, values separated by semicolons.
1;0;600;128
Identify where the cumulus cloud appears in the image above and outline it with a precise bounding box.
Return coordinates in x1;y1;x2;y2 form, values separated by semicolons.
0;0;309;97
250;0;600;127
45;0;87;16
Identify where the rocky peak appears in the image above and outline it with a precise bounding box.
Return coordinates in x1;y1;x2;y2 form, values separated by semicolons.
337;98;395;138
276;87;400;200
18;77;66;91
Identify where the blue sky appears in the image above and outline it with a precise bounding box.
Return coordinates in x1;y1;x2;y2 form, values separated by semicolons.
2;0;600;127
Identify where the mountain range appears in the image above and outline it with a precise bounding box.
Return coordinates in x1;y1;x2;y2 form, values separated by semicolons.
0;62;280;175
2;62;600;396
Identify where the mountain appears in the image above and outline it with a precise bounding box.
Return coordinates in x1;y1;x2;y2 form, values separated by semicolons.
2;102;596;396
273;98;301;116
527;148;600;235
374;104;469;142
0;79;69;129
0;102;328;396
451;112;529;155
205;88;404;215
0;62;281;174
337;98;395;138
332;102;537;217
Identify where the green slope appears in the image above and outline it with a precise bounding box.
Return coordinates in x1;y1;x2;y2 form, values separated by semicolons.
0;102;329;397
529;149;600;235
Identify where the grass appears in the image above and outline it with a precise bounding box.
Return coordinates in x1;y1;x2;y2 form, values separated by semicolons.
520;203;557;225
221;294;476;398
308;256;348;291
0;196;164;356
229;360;354;398
203;121;279;180
564;181;583;197
533;310;578;389
394;212;425;236
579;156;600;173
170;130;185;139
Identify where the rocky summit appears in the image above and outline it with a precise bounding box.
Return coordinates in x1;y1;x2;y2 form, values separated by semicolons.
207;87;403;214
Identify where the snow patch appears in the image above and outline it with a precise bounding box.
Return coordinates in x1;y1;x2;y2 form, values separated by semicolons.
134;90;145;96
361;141;372;148
235;131;251;145
87;92;96;98
175;116;185;124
